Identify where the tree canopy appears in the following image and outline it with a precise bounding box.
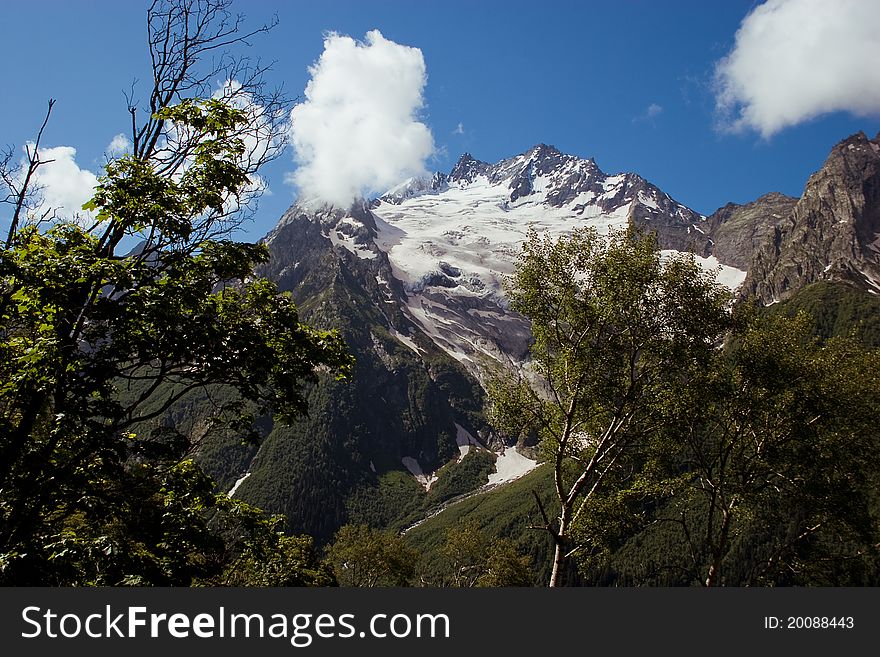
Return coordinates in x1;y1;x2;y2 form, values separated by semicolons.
490;227;732;586
492;227;880;587
0;0;352;585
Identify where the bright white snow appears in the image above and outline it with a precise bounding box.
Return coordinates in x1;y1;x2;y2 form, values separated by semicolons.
487;446;538;486
402;456;438;490
227;472;251;497
372;173;633;296
660;250;747;291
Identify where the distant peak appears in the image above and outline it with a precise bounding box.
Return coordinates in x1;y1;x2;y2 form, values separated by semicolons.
291;195;369;215
449;152;490;183
530;143;561;156
822;131;880;170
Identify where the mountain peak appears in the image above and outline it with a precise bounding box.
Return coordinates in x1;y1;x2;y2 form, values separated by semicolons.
449;152;490;183
744;130;880;302
530;143;561;157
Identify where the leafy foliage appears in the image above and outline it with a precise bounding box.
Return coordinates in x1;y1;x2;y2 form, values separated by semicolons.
490;227;732;585
436;521;532;587
656;309;879;585
324;524;418;587
406;466;557;586
0;30;352;584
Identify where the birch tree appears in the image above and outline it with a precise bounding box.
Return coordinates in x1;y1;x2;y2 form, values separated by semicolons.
491;227;731;586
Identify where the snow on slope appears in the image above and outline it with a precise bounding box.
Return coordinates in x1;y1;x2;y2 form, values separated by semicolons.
372;173;632;296
660;251;748;290
487;446;538;486
364;145;745;370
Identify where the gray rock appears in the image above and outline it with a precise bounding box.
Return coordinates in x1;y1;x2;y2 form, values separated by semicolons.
742;132;880;303
706;192;797;270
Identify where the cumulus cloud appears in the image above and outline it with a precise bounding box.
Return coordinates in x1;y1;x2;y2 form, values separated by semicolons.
28;145;98;221
715;0;880;138
288;30;435;207
106;134;131;157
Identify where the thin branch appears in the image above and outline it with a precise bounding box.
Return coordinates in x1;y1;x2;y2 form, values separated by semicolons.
5;99;55;247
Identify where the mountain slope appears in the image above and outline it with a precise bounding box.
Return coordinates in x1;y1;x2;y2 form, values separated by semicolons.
743;131;880;303
211;201;509;539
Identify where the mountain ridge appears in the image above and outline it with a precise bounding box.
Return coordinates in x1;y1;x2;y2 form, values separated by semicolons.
744;131;880;303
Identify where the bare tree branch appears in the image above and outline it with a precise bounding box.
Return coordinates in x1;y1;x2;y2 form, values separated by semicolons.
3;99;55;247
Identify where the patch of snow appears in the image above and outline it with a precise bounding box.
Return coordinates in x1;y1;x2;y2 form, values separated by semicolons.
402;456;438;490
455;423;480;458
328;228;378;259
638;190;659;210
661;250;747;291
487;446;538;486
227;472;251;497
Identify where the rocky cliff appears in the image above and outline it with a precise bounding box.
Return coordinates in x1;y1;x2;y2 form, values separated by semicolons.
742;132;880;303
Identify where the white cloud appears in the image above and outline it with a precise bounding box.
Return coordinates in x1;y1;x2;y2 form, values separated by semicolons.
288;30;435;207
645;103;663;119
715;0;880;138
453;121;465;135
106;133;131;157
28;144;98;221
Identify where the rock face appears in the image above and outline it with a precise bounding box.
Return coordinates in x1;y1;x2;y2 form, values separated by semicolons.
742;132;880;304
706;192;798;271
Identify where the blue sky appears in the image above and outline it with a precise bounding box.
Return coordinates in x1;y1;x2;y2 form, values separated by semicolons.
2;0;879;242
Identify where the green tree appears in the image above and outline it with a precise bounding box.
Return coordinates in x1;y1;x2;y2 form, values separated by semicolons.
440;521;532;587
673;309;880;586
0;0;352;585
218;505;335;587
325;524;418;587
490;227;731;586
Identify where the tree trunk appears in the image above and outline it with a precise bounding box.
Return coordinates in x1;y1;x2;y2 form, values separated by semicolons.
548;508;570;587
705;508;732;587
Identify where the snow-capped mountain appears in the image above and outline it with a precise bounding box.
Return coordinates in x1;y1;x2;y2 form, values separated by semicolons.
271;143;747;375
192;134;880;543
